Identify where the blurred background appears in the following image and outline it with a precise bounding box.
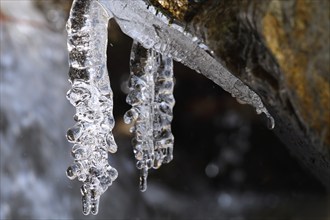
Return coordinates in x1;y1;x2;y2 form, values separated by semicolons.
0;0;328;219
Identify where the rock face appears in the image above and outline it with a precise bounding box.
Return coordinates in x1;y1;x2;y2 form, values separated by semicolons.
149;0;330;187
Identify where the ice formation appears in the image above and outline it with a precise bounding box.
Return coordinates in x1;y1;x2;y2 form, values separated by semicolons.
65;0;117;215
124;41;175;191
99;0;275;129
65;0;275;215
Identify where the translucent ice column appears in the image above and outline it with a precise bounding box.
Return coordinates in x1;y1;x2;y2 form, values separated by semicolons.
124;41;175;191
65;0;117;215
99;0;274;129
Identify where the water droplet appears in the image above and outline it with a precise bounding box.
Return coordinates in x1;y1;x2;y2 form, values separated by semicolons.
126;90;143;105
123;108;138;124
99;175;112;189
78;174;87;181
159;102;171;114
136;160;144;169
72;148;86;160
153;158;162;169
108;168;118;181
66;166;75;180
66;164;79;180
105;133;117;153
72;144;83;152
66;85;91;106
135;150;143;160
66;123;83;143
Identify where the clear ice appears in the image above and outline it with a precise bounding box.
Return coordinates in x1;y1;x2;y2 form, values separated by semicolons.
99;0;275;129
66;0;117;215
124;41;175;192
65;0;275;215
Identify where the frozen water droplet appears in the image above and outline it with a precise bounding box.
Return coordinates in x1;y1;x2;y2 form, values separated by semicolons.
100;175;112;189
153;159;162;169
139;168;148;192
66;164;80;180
135;150;143;160
108;167;118;181
105;133;117;153
72;144;83;152
256;109;262;115
123;108;138;124
66;123;83;143
231;80;275;129
78;173;87;181
72;148;87;160
163;147;173;163
66;84;92;106
159;102;171;114
266;113;275;130
136;160;144;169
126;90;143;105
66;166;76;180
99;98;113;111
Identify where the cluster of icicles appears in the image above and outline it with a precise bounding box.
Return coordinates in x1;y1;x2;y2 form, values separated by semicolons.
65;0;174;215
65;0;274;215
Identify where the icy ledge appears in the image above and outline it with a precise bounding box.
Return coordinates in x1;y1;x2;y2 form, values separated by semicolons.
100;0;274;129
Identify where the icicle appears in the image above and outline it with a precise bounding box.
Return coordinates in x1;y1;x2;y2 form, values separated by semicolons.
124;41;175;191
98;0;275;129
230;80;275;130
66;0;117;215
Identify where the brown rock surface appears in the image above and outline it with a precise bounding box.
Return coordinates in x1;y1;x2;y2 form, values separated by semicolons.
151;0;330;187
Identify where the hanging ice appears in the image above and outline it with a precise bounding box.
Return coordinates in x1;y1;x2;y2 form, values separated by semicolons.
99;0;275;129
124;41;175;192
64;0;276;215
65;0;117;215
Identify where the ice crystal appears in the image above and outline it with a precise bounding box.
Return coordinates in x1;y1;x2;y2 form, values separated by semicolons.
99;0;275;129
124;41;175;191
65;0;276;215
66;0;117;215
